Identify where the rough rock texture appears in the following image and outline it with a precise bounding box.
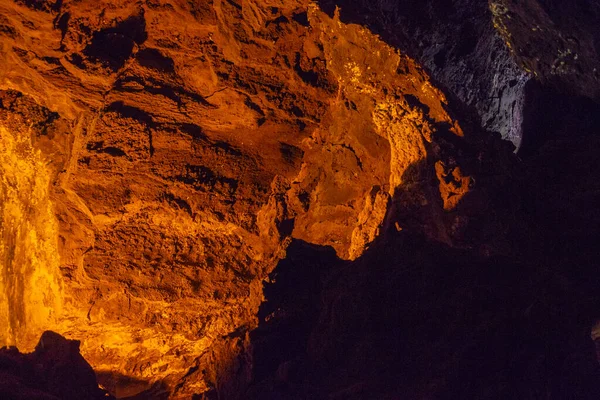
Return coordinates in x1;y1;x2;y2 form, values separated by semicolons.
491;0;600;98
1;0;600;399
318;0;530;148
241;1;600;399
0;0;512;397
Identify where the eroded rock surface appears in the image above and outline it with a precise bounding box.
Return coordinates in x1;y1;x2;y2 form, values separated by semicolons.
1;0;600;399
491;0;600;98
318;0;530;148
243;1;600;399
0;0;513;397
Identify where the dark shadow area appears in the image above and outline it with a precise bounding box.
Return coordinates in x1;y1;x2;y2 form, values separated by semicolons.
517;81;600;291
136;48;175;74
83;12;147;71
96;371;169;400
15;0;62;13
245;231;600;399
0;332;169;400
518;80;600;157
242;153;600;399
105;101;154;125
248;240;342;389
0;331;113;400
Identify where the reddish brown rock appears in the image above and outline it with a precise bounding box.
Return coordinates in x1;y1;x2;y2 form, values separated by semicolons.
3;0;599;399
0;1;489;396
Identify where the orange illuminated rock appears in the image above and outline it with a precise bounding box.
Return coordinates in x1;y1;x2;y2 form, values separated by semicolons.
0;0;488;397
435;161;472;211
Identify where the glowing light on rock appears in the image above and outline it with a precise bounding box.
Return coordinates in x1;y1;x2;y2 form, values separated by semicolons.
0;125;63;351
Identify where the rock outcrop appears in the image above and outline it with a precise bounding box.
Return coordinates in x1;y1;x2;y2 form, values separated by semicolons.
0;0;504;396
0;331;111;400
318;0;530;148
243;1;600;399
1;0;600;398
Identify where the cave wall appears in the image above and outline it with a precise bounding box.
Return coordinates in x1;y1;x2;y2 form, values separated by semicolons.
1;0;600;399
0;0;513;397
244;1;600;399
318;0;530;148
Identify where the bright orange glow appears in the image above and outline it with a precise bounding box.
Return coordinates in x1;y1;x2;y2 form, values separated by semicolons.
0;125;63;351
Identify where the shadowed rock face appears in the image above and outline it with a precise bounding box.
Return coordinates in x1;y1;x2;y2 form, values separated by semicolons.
0;331;112;400
491;0;600;98
1;0;600;398
241;1;600;399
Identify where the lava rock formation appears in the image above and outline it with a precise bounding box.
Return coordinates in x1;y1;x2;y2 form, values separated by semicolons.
1;0;600;399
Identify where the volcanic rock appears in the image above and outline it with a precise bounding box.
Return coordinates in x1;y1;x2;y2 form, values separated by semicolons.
1;0;600;399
